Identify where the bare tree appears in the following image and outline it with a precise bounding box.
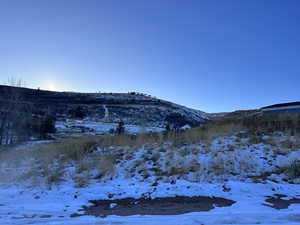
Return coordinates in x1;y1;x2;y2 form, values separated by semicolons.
0;77;58;146
0;77;32;145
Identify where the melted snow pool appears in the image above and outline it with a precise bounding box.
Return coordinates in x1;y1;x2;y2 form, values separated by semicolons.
80;196;236;217
264;194;300;210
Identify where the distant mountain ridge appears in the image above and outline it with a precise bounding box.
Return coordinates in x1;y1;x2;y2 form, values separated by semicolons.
0;85;208;128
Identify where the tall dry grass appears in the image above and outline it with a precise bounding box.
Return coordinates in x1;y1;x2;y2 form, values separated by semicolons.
4;111;300;187
30;121;246;162
4;112;300;168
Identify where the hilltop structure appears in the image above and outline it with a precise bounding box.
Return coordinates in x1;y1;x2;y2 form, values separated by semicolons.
261;102;300;114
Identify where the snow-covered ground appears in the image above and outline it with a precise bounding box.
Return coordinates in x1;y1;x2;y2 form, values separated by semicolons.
0;181;300;224
0;132;300;224
55;119;164;137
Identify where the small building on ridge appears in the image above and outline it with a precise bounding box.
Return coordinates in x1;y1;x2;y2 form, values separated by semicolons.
261;102;300;114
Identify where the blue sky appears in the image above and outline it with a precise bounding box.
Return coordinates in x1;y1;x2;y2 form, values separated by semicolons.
0;0;299;112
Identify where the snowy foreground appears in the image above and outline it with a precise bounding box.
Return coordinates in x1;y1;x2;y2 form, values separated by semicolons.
1;132;300;224
0;180;300;225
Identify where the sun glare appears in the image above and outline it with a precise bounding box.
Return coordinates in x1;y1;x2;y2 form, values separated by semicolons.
48;83;56;91
46;82;63;91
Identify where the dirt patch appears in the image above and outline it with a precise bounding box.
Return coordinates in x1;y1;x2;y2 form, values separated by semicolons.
264;194;300;210
82;196;236;217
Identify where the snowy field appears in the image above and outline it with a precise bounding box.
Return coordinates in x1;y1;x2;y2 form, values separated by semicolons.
1;132;300;224
0;181;300;224
55;119;164;137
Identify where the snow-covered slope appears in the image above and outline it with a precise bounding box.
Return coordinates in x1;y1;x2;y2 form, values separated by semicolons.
1;132;300;224
0;85;209;129
54;119;165;137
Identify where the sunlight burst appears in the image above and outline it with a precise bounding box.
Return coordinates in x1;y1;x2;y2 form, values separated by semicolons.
47;82;60;91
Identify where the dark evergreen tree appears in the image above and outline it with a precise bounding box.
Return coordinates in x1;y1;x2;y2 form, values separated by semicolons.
116;121;125;135
41;115;56;134
165;124;171;131
74;106;85;119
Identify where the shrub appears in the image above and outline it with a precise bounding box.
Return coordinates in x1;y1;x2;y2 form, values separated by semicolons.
116;121;125;135
43;166;65;188
32;114;56;138
165;113;190;129
280;139;300;150
74;173;91;188
41;115;56;134
286;160;300;179
74;106;86;119
95;154;117;177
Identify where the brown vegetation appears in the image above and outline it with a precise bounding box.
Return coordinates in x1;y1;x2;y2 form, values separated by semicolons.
3;111;300;187
21;112;300;165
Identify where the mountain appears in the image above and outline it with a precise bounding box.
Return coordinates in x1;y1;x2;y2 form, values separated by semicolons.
0;85;208;129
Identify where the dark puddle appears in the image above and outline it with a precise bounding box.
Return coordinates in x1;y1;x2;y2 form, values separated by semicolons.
11;214;52;220
264;194;300;210
81;196;236;217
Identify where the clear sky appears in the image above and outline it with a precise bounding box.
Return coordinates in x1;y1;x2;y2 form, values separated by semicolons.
1;0;299;113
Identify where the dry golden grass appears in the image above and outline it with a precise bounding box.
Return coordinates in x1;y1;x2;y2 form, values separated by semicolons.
3;112;300;187
28;112;300;163
27;136;99;164
74;172;91;188
12;121;244;166
94;154;117;177
277;160;300;180
280;139;300;150
210;156;226;175
45;167;65;188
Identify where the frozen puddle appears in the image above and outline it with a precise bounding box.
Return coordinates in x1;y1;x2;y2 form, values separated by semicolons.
79;196;236;217
264;194;300;210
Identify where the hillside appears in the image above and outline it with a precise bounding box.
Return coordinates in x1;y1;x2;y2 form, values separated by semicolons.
1;86;300;225
0;85;208;129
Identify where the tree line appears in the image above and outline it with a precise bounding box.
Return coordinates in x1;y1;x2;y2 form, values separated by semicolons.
0;80;56;145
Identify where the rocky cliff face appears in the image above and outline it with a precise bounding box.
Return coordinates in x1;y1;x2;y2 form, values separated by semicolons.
0;85;208;128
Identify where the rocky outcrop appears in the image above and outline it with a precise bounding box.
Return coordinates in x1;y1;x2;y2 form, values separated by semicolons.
0;85;208;128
